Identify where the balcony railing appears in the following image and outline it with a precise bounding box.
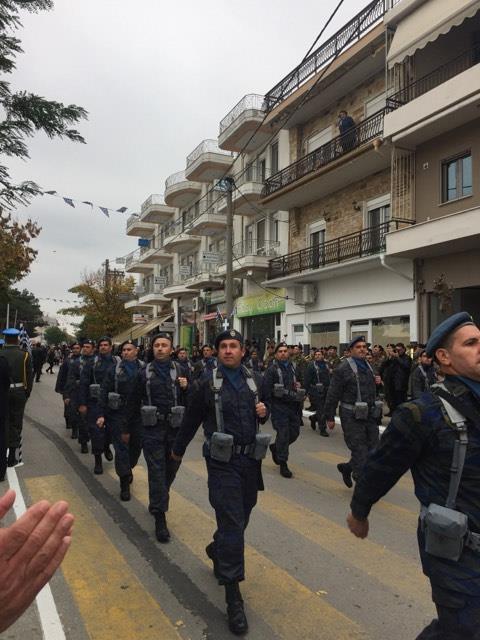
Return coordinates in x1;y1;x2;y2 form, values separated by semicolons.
165;170;187;189
267;219;412;280
262;108;387;198
387;44;480;110
125;249;140;268
126;214;139;229
141;194;165;212
263;0;390;113
219;94;265;134
220;239;280;265
236;163;271;186
189;263;224;278
186;139;233;169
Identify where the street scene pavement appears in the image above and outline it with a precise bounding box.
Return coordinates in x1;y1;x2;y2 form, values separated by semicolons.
2;374;434;640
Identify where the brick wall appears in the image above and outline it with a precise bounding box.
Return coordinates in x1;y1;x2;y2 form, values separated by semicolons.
288;168;391;253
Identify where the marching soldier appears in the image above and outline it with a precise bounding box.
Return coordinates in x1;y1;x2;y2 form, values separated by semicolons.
192;344;217;380
171;329;269;636
97;339;144;501
129;333;188;543
55;342;81;430
325;336;382;488
347;312;480;639
79;336;117;475
65;339;95;452
409;349;438;400
305;348;331;436
263;342;305;478
2;328;33;467
0;353;10;480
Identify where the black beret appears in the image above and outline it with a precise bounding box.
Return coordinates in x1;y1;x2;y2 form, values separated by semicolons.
214;330;243;350
82;339;95;347
425;311;475;357
98;336;112;345
348;335;366;350
151;332;173;345
120;339;138;351
274;341;288;353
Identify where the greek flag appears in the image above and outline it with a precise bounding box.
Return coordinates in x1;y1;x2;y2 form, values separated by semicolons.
216;307;223;323
18;324;32;355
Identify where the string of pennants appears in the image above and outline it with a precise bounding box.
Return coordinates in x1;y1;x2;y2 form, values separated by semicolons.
41;190;135;218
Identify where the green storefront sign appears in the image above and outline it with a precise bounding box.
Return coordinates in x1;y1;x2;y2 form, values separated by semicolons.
236;289;286;318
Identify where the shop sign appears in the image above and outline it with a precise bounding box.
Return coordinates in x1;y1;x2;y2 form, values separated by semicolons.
209;290;225;304
179;265;191;276
132;313;149;324
202;251;221;264
236;289;286;318
154;276;167;286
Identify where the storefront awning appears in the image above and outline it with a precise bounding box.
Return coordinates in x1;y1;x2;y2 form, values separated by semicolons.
112;314;173;343
387;0;480;68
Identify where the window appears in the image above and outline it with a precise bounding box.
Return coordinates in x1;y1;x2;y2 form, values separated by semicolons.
306;126;332;154
270;141;279;174
364;92;386;118
442;152;472;202
310;322;339;348
260;159;266;182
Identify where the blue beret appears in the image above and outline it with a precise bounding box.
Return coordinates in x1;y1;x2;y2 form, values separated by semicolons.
425;311;475;357
0;339;4;345
120;339;138;350
214;330;243;350
348;335;366;349
2;328;20;336
81;339;95;346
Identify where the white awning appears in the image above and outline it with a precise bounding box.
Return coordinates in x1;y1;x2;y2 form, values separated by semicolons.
387;0;480;68
112;313;173;343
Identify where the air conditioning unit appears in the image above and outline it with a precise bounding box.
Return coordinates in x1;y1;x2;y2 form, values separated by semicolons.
192;297;204;312
294;284;317;305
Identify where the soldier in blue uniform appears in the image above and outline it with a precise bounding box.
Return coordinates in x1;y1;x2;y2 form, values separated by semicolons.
64;339;95;452
192;344;217;380
55;342;80;430
325;336;382;488
347;312;480;639
263;342;304;478
97;339;144;501
172;329;269;635
305;348;331;436
79;336;117;474
175;347;193;378
129;333;188;543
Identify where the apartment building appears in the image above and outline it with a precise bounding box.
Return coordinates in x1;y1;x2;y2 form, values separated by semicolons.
384;0;480;340
259;0;416;349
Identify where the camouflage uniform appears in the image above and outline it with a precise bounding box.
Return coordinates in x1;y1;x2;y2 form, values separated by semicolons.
351;377;480;639
2;345;33;448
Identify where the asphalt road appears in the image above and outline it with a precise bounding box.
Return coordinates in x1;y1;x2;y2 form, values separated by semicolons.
1;371;435;640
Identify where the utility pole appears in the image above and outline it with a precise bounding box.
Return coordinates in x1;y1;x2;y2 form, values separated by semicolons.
6;303;9;329
104;258;110;289
225;176;235;322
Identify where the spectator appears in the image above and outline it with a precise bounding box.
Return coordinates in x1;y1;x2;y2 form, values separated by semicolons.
337;110;356;152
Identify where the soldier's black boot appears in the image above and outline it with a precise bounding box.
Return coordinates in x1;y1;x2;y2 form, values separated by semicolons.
319;425;329;437
337;463;353;488
7;448;17;467
280;461;293;478
225;582;248;636
93;454;103;475
80;442;89;454
205;541;220;579
269;443;279;465
309;415;317;431
103;445;113;462
155;512;170;543
71;425;78;439
120;476;130;501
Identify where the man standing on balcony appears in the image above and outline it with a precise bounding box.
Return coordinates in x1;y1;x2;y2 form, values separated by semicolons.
325;336;381;488
338;110;356;153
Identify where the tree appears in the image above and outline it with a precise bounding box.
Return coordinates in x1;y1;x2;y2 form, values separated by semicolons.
0;287;43;332
60;269;136;340
44;325;67;345
0;1;87;290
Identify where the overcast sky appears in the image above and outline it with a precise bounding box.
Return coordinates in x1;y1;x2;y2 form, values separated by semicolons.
8;0;364;329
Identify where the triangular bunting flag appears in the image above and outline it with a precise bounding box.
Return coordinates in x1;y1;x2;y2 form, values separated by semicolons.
99;207;110;218
82;201;93;207
44;190;57;195
116;206;128;213
63;197;75;208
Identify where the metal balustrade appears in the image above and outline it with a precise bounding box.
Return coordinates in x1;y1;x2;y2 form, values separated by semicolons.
186;139;233;169
219;94;265;134
264;0;390;112
267;220;412;279
387;44;480;110
165;170;187;189
262;109;387;198
219;239;281;265
141;194;165;212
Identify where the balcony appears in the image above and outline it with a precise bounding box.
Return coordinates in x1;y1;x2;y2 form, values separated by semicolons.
163;274;193;299
124;298;154;312
218;94;273;152
164;171;202;208
185;139;234;182
140;195;175;224
138;285;170;307
185;204;226;236
261;109;390;209
184;263;224;291
125;249;155;274
126;214;155;237
386;206;480;260
218;239;281;276
137;243;173;266
267;220;411;283
263;0;390;116
219;164;270;216
162;219;201;253
385;44;480;147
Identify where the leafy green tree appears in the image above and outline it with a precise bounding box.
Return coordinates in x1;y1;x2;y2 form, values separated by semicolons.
43;325;68;345
0;1;87;290
0;287;43;332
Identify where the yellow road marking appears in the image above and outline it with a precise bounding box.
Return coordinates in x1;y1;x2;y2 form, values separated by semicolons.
183;460;430;606
261;460;418;531
26;475;181;640
308;450;414;491
118;467;365;640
